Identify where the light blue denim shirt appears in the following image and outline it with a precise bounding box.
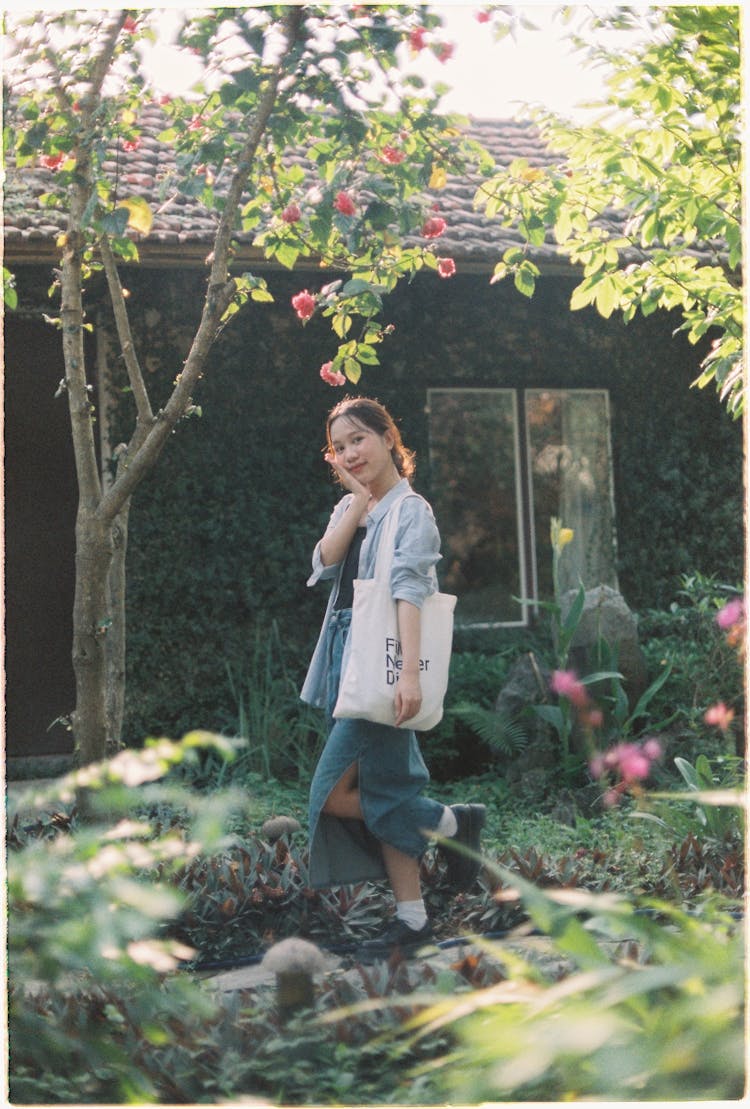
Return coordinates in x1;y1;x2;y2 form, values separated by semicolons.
300;478;441;709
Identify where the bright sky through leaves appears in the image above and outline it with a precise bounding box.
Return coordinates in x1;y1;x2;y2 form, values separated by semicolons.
133;4;616;120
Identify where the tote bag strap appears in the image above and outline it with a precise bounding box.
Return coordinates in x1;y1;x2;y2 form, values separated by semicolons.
372;491;422;584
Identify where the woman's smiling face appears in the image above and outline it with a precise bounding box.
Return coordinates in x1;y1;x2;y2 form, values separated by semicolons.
328;415;395;490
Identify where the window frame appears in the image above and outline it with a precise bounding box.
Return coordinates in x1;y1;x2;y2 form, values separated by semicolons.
427;385;616;629
426;386;530;629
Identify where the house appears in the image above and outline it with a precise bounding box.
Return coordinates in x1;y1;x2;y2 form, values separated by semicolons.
4;112;743;760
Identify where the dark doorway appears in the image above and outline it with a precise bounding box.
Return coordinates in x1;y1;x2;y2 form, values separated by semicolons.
5;316;79;757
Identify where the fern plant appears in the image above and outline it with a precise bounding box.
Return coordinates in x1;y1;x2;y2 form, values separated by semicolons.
447;702;527;757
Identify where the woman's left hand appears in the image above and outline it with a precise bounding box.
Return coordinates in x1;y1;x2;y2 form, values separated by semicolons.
394;673;422;727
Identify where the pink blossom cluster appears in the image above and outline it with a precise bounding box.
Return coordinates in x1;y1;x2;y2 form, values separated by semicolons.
704;701;735;732
716;597;745;651
549;669;603;729
320;361;345;387
408;26;453;60
334;191;356;216
291;290;316;321
589;738;663;806
421;215;447;239
380;145;406;165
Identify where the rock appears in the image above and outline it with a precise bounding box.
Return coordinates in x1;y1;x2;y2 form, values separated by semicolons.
559;585;648;708
495;652;551;723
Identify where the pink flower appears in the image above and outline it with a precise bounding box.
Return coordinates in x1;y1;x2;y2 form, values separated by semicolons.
582;707;604;729
704;702;735;731
409;25;427;52
618;749;652;783
475;9;491;22
716;598;744;630
437;257;456;279
380;145;405;165
122;138;140;152
642;737;663;761
158;94;172;106
603;787;621;808
334;191;356;216
421;215;447;239
188;115;204;132
291;290;316;321
320;361;345;387
122;15;138;32
436;42;455;64
550;669;589;708
589;753;606;779
281;203;302;224
40;152;65;170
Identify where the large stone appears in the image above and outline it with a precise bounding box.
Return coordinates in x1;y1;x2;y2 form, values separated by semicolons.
559;584;648;708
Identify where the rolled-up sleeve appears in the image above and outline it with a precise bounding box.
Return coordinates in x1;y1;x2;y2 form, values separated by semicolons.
307;495;353;587
390;496;441;608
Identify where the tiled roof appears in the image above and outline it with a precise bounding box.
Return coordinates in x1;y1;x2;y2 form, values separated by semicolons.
2;106;605;271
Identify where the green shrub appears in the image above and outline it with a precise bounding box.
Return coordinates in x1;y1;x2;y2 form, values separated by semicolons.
7;734;251;1103
638;572;744;739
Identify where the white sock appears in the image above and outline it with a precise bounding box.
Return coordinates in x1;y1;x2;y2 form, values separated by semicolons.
436;805;458;838
396;899;428;931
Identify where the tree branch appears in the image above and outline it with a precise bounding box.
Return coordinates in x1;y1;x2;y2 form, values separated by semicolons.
98;234;154;428
98;6;307;522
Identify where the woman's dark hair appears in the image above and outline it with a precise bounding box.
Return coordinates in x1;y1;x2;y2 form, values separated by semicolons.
325;396;416;482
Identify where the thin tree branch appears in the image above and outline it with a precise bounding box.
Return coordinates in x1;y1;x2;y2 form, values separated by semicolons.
98;235;154;428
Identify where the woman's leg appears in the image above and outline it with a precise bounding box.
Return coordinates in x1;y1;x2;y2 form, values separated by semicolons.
381;841;422;902
321;761;363;821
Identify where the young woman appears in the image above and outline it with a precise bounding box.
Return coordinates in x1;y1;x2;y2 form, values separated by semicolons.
301;397;485;959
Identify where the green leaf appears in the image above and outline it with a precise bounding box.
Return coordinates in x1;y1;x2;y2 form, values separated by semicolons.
343;357;361;384
514;265;536;298
274;241;299;270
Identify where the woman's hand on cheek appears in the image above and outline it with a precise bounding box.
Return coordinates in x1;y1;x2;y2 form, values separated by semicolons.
394;674;422;727
325;452;369;499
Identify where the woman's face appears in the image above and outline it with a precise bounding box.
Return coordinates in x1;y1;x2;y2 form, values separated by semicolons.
328;415;395;489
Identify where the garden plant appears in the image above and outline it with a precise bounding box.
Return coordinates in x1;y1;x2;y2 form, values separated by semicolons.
7;587;744;1103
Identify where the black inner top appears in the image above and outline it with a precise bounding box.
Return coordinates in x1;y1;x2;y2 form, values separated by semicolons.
333;526;367;610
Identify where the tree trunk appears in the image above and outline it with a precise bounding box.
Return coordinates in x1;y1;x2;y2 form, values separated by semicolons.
105;497;130;754
71;509;114;765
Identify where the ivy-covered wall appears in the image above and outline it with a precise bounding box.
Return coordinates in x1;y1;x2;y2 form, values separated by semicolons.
107;266;742;744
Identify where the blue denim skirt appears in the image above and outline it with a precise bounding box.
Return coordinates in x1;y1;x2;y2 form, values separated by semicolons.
307;608;444;889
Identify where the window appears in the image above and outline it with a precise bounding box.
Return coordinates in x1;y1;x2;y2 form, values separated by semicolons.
428;388;617;626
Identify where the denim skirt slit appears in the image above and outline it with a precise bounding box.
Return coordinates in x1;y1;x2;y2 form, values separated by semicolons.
307;607;444;889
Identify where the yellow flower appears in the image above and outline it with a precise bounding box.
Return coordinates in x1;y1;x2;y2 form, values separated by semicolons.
550;517;574;554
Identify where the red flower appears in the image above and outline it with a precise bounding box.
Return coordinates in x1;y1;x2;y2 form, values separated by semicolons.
291;290;316;321
122;138;140;152
122;15;138;32
40;152;65;171
281;203;302;224
320;361;346;386
437;257;456;279
158;94;172;106
334;191;356;216
380;145;405;165
437;42;454;64
421;215;447;239
188;115;204;131
409;25;427;52
475;10;491;22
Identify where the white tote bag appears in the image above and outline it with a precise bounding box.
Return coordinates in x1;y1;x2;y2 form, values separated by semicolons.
333;493;456;731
